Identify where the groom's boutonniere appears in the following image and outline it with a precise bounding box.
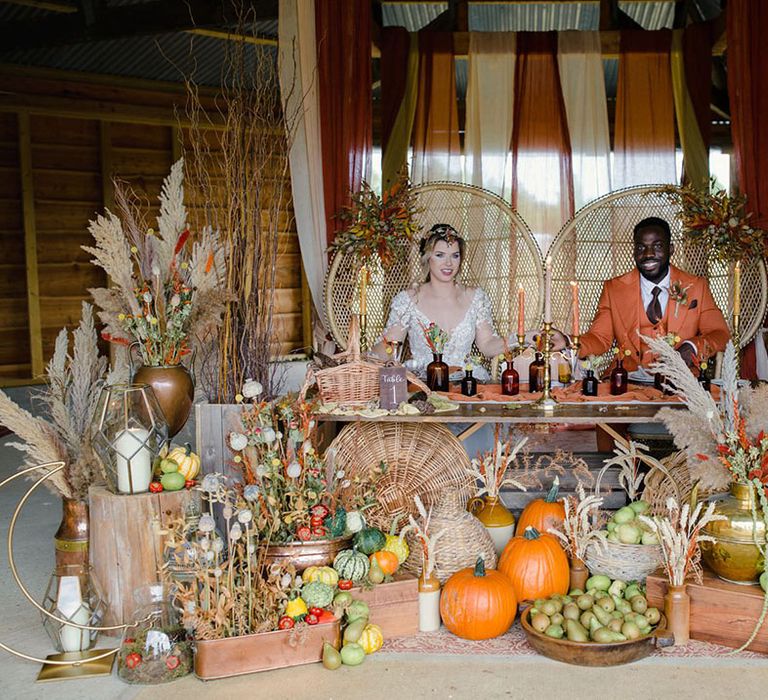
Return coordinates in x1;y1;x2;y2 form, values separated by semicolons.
669;280;693;318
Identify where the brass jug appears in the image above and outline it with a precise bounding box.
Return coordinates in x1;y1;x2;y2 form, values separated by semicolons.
701;482;766;584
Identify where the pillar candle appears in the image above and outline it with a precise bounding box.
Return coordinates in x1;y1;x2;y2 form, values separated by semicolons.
56;575;91;652
359;265;368;316
517;285;525;336
570;280;580;336
734;260;741;317
544;256;552;324
115;427;152;494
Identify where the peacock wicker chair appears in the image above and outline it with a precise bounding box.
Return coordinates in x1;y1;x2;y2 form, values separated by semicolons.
547;185;768;371
324;182;544;371
327;421;474;529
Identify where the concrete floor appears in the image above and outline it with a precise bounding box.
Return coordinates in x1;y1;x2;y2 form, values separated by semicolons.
1;433;767;699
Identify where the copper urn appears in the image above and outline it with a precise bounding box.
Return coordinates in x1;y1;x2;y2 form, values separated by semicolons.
133;364;194;438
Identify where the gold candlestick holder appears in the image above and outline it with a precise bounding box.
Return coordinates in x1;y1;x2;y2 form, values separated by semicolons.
570;334;581;379
733;313;741;376
535;322;558;411
517;332;526;351
359;313;368;352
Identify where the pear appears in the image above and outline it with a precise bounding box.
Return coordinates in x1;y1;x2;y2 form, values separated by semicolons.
322;642;342;670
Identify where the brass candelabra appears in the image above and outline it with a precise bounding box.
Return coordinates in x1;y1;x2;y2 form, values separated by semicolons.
733;313;741;376
535;322;558;411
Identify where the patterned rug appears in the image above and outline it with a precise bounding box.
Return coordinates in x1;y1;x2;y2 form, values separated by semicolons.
382;623;765;661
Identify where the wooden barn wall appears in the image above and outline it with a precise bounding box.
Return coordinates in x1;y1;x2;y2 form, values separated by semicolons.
0;66;305;385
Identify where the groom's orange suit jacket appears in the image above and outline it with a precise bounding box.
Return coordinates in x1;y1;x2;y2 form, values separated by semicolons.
579;265;731;371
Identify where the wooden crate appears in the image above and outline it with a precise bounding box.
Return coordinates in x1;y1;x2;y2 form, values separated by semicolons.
352;574;419;639
646;571;768;654
194;620;340;680
89;485;200;627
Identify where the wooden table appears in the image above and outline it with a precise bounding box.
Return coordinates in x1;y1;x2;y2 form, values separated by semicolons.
316;402;684;442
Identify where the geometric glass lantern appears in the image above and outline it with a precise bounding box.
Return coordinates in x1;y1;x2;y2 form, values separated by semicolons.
92;384;168;495
41;564;107;654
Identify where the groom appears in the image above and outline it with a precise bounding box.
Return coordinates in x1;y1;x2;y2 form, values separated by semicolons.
553;217;730;370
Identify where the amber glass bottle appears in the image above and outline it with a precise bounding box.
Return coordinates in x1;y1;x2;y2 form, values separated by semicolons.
610;357;628;396
461;368;477;397
501;360;520;396
582;368;598;396
426;353;449;392
528;352;544;392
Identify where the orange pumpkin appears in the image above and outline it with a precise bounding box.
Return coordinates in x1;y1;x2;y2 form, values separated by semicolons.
440;557;517;640
516;477;565;534
369;550;399;576
498;526;569;602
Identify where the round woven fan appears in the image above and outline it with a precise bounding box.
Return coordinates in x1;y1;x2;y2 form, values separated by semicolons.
327;421;473;526
324;181;544;351
548;185;768;349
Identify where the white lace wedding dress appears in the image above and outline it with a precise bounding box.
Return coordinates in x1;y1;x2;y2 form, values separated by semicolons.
382;287;496;381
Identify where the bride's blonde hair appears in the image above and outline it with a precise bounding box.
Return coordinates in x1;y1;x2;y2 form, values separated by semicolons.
419;224;465;282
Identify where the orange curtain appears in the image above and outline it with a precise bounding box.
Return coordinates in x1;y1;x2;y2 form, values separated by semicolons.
411;32;461;183
511;32;574;252
315;0;372;245
614;30;676;188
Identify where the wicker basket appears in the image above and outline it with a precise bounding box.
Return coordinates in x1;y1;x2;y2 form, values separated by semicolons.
328;421;473;528
402;490;497;583
583;440;681;582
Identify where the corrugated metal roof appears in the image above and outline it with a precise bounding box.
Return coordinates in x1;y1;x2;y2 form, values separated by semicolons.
382;2;448;31
469;3;599;31
618;1;675;29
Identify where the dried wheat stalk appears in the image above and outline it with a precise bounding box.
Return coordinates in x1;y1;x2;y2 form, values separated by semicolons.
548;485;604;560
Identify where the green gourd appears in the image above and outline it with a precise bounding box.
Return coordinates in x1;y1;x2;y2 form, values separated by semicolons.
324;507;347;538
333;549;370;582
345;600;370;623
301;581;334;609
353;527;386;555
340;642;366;666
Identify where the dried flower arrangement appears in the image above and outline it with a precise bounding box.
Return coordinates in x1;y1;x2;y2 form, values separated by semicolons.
0;303;126;500
420;322;449;355
638;498;724;586
548;485;604;561
659;180;767;263
85;160;228;367
165;474;295;639
329;169;421;269
398;496;447;582
227;396;385;543
468;436;529;499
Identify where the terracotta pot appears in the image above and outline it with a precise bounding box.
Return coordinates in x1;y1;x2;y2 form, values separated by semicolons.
133;364;194;438
54;497;89;570
663;584;690;646
262;535;352;572
468;495;515;557
569;555;589;591
701;481;767;584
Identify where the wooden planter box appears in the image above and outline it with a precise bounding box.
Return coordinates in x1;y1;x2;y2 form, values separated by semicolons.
646;571;768;654
352;574;419;639
89;485;200;628
194;621;341;680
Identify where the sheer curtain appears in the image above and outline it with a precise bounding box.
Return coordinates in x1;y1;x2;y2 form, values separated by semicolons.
411;32;462;183
614;30;676;189
278;0;326;316
315;0;372;242
464;32;516;200
511;32;574;253
557;31;611;210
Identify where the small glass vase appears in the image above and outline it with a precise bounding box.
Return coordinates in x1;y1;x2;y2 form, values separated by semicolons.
92;384;169;495
118;584;193;684
418;573;441;632
582;369;598;396
426;353;449;392
501;360;519;396
41;564;106;654
528;352;544;392
610;357;628;395
460;369;477;397
663;584;690;646
568;556;589;591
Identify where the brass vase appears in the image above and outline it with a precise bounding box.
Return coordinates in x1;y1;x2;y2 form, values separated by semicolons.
54;497;89;570
467;495;515;557
262;535;353;572
133;364;194;438
700;482;766;584
663;584;690;646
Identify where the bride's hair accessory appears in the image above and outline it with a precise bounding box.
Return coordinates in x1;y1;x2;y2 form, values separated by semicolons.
419;223;463;253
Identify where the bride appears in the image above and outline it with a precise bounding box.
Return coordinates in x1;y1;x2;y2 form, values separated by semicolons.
373;224;510;380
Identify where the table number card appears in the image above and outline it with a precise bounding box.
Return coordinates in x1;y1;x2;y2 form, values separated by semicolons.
379;366;407;410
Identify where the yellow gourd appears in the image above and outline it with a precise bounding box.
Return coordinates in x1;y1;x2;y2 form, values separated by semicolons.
166;443;201;480
285;597;308;619
383;518;409;564
359;623;384;654
303;566;340;587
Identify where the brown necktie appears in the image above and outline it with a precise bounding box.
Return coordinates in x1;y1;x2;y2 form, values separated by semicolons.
646;286;662;325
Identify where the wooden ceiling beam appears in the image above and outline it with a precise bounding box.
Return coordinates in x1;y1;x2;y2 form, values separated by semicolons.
1;0;77;12
0;0;278;51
